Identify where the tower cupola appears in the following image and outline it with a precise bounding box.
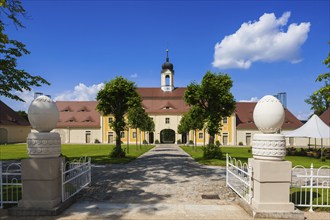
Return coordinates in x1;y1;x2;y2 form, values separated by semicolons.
161;49;175;92
162;49;174;72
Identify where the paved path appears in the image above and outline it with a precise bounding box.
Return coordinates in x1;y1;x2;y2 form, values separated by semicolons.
58;144;252;219
2;145;329;219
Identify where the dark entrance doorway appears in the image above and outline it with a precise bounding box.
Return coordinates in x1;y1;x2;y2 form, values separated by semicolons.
149;132;154;144
181;132;187;144
160;129;175;144
0;128;8;144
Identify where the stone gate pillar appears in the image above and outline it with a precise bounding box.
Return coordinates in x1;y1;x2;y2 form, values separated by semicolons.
18;95;64;212
249;95;303;219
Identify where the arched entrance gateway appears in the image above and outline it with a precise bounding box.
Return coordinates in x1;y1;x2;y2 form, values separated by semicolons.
160;129;175;144
0;128;8;144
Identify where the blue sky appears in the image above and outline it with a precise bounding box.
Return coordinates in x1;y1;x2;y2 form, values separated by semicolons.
1;0;329;120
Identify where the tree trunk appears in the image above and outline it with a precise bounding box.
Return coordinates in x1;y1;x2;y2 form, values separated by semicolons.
209;135;215;145
136;128;138;150
140;130;142;150
127;128;130;154
111;129;124;157
203;129;205;147
194;130;196;151
115;130;121;150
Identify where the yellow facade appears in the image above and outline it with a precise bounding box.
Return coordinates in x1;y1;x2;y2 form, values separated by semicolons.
102;113;235;145
188;114;235;145
102;116;146;144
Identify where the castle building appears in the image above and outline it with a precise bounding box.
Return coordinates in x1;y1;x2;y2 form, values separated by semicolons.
54;50;303;146
0;100;31;144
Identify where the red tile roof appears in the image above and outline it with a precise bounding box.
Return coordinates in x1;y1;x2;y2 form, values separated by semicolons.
137;87;189;115
0;101;30;126
55;89;304;131
236;102;303;130
56;101;100;128
320;108;330;126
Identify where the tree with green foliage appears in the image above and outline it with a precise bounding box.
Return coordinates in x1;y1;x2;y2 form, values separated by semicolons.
178;106;204;148
96;76;142;158
16;110;27;121
305;45;330;116
127;105;146;150
178;112;191;135
141;114;155;145
0;0;49;101
184;71;235;145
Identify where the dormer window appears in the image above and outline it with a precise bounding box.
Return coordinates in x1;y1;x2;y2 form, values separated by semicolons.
163;106;173;110
61;107;72;112
83;117;93;123
66;117;76;122
78;106;89;112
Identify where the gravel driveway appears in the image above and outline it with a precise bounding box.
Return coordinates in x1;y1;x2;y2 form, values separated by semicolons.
79;144;237;205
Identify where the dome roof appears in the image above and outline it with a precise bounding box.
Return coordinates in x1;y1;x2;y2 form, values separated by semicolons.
161;49;174;71
162;61;173;71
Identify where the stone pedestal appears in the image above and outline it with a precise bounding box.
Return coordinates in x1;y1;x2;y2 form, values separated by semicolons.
250;158;294;212
18;157;64;209
27;132;61;158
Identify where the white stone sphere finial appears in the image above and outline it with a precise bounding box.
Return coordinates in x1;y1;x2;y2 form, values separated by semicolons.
28;95;59;132
253;95;285;134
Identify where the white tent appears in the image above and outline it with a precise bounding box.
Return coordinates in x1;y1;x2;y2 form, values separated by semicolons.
283;114;330;139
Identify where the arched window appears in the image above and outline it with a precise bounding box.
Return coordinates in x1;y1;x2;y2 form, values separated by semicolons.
165;75;170;86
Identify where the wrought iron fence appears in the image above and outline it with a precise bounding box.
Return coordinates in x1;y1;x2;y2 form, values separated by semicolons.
291;164;330;211
61;157;91;202
0;161;22;208
226;154;253;204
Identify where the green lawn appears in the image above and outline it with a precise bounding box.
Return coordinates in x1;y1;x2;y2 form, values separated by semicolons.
0;143;154;164
181;146;330;168
290;187;330;212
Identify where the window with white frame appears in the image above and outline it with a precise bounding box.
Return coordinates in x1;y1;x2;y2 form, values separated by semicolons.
199;132;203;139
223;117;228;124
222;133;228;145
165;118;170;124
133;132;137;138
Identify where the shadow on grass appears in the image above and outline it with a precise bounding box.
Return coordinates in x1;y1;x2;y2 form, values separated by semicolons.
290;190;330;212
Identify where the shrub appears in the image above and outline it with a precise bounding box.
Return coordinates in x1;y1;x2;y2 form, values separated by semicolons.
155;139;160;144
286;147;296;156
203;144;222;159
215;140;221;147
94;139;100;143
177;139;181;144
297;148;307;156
238;142;243;146
188;140;194;145
109;147;126;158
143;140;148;145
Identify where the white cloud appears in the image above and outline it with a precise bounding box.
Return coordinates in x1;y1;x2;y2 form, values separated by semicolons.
11;89;35;111
213;12;310;69
239;97;259;102
54;83;104;101
130;73;138;78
